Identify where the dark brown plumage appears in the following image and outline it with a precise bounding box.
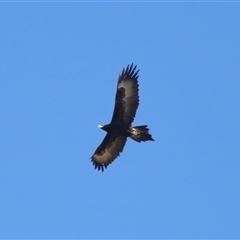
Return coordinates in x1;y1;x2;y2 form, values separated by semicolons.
91;64;154;171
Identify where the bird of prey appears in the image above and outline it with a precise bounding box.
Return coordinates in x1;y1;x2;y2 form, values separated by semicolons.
91;63;154;171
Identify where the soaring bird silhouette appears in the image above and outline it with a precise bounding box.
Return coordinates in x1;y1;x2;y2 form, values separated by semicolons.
91;64;154;171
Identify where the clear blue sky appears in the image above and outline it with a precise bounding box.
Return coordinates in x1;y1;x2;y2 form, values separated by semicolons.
1;2;240;239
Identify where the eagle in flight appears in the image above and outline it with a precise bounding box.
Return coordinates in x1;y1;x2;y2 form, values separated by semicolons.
91;64;154;171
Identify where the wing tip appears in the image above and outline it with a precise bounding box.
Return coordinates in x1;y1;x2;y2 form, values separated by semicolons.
120;63;139;81
90;156;108;172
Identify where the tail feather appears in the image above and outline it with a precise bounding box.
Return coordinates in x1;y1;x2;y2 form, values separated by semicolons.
129;125;154;142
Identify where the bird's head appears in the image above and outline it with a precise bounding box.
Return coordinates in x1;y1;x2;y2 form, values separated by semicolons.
98;124;110;132
98;124;104;129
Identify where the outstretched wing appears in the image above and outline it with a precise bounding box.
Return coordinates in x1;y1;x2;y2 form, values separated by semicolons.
111;63;139;125
91;134;127;171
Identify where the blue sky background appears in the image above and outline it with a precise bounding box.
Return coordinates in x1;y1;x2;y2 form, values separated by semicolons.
1;2;240;239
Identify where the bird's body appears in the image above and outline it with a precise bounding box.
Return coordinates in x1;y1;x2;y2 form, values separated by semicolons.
91;64;154;171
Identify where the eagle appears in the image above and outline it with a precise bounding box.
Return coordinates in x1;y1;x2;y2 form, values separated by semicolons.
91;64;154;171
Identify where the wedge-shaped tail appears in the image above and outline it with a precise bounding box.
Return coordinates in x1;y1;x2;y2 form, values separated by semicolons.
129;125;154;142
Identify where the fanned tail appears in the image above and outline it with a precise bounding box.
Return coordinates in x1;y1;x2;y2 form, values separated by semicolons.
129;125;154;142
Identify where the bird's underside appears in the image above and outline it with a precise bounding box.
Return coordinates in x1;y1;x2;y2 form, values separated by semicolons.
90;64;154;171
